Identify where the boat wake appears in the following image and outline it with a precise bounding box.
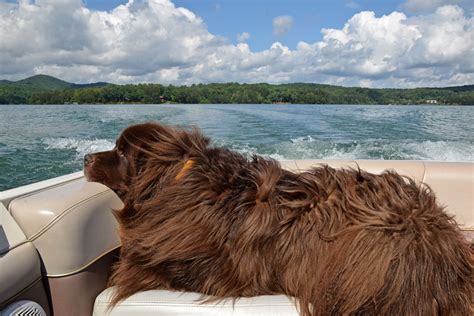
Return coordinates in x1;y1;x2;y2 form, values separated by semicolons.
43;138;115;162
41;136;473;166
216;137;473;162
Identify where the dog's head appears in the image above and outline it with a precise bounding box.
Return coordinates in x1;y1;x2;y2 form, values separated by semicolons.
84;122;162;198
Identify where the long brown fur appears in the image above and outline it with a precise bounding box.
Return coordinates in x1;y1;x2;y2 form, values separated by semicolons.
84;122;473;315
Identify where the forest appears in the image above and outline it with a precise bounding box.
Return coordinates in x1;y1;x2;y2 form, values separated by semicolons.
1;75;473;105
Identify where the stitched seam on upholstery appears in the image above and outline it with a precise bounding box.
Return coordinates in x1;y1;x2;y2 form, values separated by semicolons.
28;190;113;241
7;175;85;211
0;240;29;254
46;246;120;278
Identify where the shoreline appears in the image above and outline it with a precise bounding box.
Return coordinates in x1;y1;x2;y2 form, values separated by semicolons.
1;75;473;106
1;102;472;106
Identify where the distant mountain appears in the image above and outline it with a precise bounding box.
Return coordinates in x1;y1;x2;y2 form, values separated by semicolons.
14;74;73;90
0;74;109;90
437;85;474;92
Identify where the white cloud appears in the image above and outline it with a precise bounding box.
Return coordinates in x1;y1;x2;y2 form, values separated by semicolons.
237;32;250;43
272;15;294;36
402;0;474;13
0;0;219;81
345;1;360;9
0;0;473;88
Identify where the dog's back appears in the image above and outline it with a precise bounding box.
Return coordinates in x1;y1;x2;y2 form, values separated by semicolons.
272;164;473;315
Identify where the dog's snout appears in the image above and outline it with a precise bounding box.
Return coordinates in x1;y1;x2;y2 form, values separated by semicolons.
84;154;94;165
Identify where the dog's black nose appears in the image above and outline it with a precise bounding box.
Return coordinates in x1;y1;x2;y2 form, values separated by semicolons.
84;154;94;165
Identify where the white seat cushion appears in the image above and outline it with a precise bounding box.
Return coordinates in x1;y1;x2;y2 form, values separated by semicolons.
93;287;299;316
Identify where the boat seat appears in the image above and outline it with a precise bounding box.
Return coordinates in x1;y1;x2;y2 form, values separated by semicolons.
93;287;299;316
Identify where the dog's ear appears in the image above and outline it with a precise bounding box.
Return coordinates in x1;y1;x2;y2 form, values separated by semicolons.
132;123;210;161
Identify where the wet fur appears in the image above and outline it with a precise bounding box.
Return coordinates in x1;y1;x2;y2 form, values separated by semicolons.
85;122;473;315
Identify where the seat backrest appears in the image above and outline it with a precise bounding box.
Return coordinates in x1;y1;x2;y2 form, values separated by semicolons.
1;174;122;316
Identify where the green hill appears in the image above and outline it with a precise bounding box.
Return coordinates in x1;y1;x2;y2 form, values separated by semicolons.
0;75;109;104
13;74;73;90
0;74;108;90
0;74;472;105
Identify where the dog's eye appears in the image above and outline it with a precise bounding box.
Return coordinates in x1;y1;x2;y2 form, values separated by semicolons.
118;150;125;157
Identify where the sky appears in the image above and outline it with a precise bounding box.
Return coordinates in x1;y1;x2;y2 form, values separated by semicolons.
0;0;473;88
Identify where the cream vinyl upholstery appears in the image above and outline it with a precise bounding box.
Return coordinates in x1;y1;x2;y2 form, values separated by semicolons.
93;160;473;315
1;173;123;315
0;198;51;313
8;177;122;276
0;203;42;306
93;287;299;316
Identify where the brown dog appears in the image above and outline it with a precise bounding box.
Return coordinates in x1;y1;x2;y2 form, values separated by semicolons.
84;122;473;315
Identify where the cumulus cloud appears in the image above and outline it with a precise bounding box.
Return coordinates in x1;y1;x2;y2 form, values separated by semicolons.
0;0;219;82
237;32;250;43
402;0;474;13
0;0;473;88
272;15;294;36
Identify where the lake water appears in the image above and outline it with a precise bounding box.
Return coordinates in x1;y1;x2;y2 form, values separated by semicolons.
0;104;473;191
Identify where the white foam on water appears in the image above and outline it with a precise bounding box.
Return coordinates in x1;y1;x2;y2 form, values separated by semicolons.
401;140;473;162
218;137;473;162
43;138;115;161
43;136;473;165
289;135;315;143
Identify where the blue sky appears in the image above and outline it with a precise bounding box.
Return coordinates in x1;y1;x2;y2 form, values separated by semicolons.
0;0;473;87
84;0;404;51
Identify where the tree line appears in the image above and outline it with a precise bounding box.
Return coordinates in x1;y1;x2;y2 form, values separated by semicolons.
1;82;473;105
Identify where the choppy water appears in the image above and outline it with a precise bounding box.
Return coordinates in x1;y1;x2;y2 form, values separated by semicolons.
0;104;473;191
